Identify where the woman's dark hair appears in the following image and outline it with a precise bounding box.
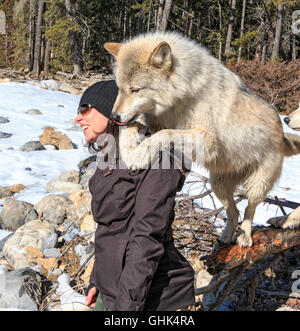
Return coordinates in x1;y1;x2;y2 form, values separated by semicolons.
87;121;120;162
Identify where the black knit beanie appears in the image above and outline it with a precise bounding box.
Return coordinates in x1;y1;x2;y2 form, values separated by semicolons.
78;80;119;119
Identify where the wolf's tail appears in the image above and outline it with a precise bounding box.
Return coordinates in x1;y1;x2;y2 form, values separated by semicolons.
284;133;300;157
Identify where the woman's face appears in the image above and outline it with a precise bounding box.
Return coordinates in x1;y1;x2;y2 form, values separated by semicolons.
75;107;109;143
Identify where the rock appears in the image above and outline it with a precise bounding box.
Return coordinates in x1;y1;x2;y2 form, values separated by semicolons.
26;246;43;261
25;246;57;275
25;109;42;115
0;198;38;231
75;243;94;266
0;233;13;252
3;220;57;269
39;79;60;91
43;248;60;259
59;82;80;95
80;215;97;240
69;189;92;221
26;246;56;276
0;184;26;199
0;267;42;311
0;187;13;199
78;155;97;177
0;116;9;124
79;162;97;189
63;225;81;242
0;131;12;139
25;167;32;171
81;259;94;284
19;141;46;152
6;184;27;194
39;127;74;150
56;104;64;108
34;194;76;226
58;169;80;184
46;180;82;194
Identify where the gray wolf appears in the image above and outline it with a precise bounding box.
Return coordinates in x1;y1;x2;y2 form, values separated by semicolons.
268;103;300;230
104;32;300;247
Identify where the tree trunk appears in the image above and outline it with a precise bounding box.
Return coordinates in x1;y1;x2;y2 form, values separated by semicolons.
43;38;51;78
28;0;36;71
188;10;194;37
32;0;44;78
225;0;237;58
156;0;164;30
238;0;246;63
218;0;222;61
292;34;297;61
158;0;172;32
206;227;300;274
65;0;82;76
272;3;284;61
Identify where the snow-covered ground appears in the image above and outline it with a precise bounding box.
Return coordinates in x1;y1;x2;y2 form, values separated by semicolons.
0;82;299;241
0;82;90;240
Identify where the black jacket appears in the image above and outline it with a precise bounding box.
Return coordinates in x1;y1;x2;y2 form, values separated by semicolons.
88;155;195;311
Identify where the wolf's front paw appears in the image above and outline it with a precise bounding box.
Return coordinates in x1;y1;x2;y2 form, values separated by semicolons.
236;233;253;248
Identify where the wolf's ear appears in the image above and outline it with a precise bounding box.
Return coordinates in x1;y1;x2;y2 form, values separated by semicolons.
104;42;122;56
149;42;172;71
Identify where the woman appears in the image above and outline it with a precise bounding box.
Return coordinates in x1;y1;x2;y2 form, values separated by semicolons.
75;80;195;311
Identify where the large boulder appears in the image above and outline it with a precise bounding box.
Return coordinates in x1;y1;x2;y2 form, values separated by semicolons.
3;220;57;269
34;194;76;226
0;198;38;231
46;180;82;194
0;266;42;311
58;169;80;184
39;127;74;150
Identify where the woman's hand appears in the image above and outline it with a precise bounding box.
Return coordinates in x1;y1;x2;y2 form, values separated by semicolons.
85;286;98;308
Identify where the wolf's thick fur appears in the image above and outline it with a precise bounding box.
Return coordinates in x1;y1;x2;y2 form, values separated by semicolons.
268;103;300;230
105;32;300;247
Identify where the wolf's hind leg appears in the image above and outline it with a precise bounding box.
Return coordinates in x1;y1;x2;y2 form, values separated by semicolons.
268;207;300;230
210;173;240;248
237;156;282;247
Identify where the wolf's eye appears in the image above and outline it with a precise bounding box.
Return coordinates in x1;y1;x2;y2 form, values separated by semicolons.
131;88;141;93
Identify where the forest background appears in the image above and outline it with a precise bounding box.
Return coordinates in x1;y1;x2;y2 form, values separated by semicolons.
0;0;299;113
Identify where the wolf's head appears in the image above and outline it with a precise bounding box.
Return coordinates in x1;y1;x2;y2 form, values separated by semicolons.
284;102;300;131
105;37;176;125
